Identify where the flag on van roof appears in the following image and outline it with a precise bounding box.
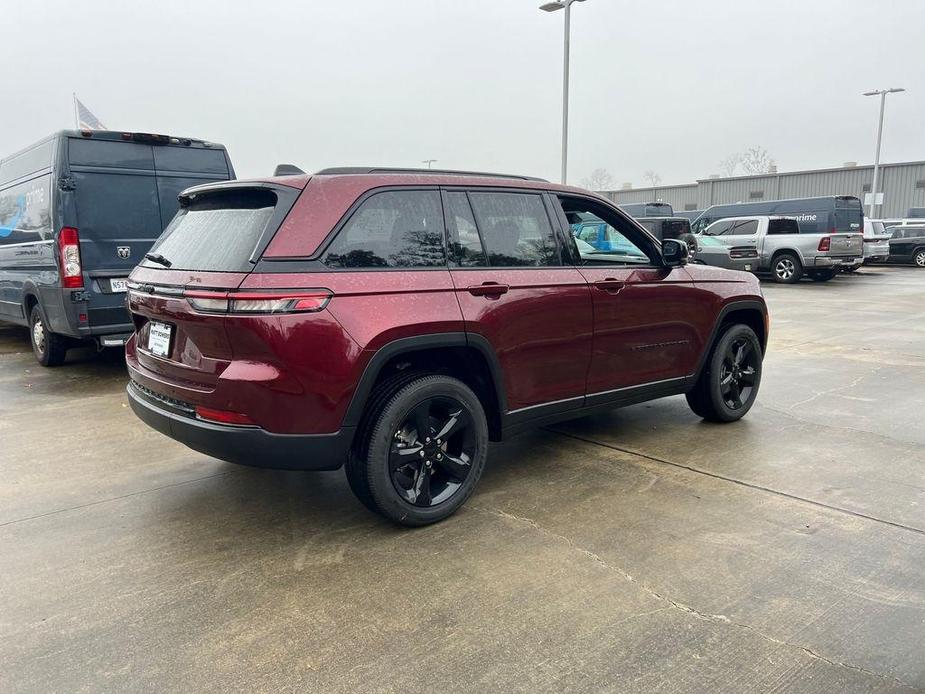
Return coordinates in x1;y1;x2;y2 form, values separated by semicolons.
74;95;106;130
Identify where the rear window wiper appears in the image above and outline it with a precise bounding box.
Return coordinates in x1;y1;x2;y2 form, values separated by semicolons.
144;252;172;268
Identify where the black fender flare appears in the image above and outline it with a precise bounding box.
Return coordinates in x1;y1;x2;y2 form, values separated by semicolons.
692;299;768;381
341;332;507;428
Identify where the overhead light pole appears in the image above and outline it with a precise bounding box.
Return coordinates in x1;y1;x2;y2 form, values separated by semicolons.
540;0;587;184
863;87;905;218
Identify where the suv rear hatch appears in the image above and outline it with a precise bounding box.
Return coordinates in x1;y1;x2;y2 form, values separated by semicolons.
127;183;300;396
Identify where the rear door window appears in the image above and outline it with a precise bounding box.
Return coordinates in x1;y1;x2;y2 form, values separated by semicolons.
444;192;486;267
322;190;445;268
145;189;277;272
468;192;559;267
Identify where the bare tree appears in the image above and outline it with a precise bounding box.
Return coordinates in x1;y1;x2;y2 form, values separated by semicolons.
719;153;742;177
741;146;776;175
643;170;662;188
581;168;614;191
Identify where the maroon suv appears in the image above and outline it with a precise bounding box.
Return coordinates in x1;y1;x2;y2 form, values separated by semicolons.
126;168;768;525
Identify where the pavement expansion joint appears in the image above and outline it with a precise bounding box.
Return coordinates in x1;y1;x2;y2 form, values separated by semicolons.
548;429;925;537
469;504;919;691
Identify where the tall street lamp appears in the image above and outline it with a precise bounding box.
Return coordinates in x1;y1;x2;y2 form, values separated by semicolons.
863;87;905;218
540;0;587;184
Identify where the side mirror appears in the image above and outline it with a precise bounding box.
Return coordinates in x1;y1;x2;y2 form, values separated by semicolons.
662;238;689;267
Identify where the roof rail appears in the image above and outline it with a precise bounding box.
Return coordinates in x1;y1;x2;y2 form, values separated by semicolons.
314;167;547;182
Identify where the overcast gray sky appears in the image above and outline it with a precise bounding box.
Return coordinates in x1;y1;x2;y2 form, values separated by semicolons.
2;0;922;187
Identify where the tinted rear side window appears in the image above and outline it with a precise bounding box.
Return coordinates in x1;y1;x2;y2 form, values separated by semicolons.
153;147;229;175
468;192;559;267
729;219;759;235
146;189;276;272
768;219;799;235
68;139;154;169
662;219;690;238
445;192;487;267
322;190;445;268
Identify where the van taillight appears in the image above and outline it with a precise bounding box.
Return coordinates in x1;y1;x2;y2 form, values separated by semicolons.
817;237;831;252
58;227;84;288
184;289;332;314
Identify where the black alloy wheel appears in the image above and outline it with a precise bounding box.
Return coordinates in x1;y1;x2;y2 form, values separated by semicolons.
346;374;488;526
686;323;762;423
717;335;759;411
389;396;477;507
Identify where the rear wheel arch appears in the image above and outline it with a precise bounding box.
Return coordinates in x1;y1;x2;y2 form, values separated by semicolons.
343;334;506;442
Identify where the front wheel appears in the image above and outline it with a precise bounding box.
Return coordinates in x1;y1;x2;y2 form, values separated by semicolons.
346;375;488;526
686;324;763;423
914;248;925;267
771;252;803;283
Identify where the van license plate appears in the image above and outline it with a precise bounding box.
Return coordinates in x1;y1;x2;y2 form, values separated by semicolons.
110;279;128;293
147;322;172;357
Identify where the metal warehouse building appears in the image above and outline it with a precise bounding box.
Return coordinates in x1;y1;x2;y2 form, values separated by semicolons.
602;161;925;218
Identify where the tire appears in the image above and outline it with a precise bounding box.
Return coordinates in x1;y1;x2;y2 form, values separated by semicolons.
345;374;488;526
29;305;68;367
686;324;762;423
809;270;836;282
914;248;925;268
771;252;803;283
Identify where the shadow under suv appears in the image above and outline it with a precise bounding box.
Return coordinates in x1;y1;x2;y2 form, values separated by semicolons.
126;168;769;525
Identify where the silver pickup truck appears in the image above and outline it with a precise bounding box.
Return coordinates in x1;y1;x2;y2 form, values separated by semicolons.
698;215;862;283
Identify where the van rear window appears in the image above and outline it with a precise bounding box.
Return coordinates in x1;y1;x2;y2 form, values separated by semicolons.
145;189;276;272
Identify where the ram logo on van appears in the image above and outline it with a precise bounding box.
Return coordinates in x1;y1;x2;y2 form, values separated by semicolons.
117;246;131;259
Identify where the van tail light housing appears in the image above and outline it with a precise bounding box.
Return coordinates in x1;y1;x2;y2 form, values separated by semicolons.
184;289;332;314
195;406;256;426
817;236;831;252
58;227;84;288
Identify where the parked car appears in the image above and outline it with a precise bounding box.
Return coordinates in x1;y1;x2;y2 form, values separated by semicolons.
125;167;769;526
571;216;646;258
674;209;704;222
855;218;891;267
619;201;674;218
690;234;757;272
691;195;864;237
635;216;698;251
886;225;925;266
698;215;861;282
0;130;234;365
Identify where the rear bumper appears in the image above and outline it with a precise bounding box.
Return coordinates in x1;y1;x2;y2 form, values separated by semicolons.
127;382;353;471
814;256;861;267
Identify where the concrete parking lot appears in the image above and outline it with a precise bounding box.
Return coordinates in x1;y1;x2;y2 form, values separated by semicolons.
1;266;923;693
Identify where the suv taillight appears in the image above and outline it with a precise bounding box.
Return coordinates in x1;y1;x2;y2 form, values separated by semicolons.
184;290;332;314
817;237;831;252
58;227;84;288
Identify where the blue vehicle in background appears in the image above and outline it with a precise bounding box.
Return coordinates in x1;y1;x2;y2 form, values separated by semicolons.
569;215;649;257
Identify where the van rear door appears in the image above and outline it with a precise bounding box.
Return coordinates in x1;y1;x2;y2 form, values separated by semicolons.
68;137;163;282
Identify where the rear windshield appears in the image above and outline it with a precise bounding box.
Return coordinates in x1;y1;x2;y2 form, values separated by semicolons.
145;189;276;272
835;199;863;233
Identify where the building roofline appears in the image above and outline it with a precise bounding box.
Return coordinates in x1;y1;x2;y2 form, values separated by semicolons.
695;160;925;184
